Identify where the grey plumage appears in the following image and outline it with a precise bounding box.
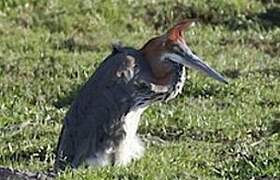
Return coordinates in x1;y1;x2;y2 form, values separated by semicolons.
54;46;185;170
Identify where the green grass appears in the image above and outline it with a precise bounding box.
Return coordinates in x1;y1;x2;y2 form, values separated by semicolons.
1;0;280;179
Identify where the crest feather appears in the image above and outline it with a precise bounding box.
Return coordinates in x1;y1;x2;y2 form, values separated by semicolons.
167;19;197;41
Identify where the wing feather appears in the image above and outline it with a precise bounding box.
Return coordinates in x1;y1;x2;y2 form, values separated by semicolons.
55;49;141;170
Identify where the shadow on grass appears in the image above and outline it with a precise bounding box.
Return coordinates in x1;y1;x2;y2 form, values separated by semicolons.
246;68;280;77
2;146;53;163
183;80;231;100
221;67;280;80
145;127;232;143
225;6;280;31
268;113;280;135
257;98;280;108
144;116;280;144
222;69;241;79
257;6;280;28
113;173;142;180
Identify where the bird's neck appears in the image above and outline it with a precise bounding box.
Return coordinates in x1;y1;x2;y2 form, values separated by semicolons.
141;53;174;86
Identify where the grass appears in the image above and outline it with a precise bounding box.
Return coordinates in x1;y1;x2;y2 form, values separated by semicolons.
0;0;280;179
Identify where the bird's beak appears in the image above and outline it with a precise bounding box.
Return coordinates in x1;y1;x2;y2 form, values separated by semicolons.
170;50;228;84
183;50;228;84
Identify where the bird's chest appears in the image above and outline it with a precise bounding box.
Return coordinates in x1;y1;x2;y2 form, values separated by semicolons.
122;107;146;138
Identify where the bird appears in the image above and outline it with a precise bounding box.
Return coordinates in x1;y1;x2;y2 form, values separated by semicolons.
54;19;228;171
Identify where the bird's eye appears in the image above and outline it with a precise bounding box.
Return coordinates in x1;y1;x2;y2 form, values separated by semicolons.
172;44;183;54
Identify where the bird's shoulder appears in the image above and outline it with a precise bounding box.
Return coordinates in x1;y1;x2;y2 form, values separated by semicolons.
94;45;146;82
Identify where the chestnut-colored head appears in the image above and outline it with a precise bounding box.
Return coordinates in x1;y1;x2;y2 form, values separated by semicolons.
141;19;228;84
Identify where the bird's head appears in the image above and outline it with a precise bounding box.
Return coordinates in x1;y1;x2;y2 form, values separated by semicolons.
141;19;228;84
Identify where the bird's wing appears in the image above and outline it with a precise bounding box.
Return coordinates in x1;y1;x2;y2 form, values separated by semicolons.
55;49;142;170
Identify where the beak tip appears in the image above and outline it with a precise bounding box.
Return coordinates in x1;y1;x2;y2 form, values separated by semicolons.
221;78;229;84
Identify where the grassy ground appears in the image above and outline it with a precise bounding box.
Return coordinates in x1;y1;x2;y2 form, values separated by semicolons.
0;0;280;179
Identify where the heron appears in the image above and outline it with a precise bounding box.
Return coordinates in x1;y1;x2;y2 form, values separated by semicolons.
54;19;228;171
